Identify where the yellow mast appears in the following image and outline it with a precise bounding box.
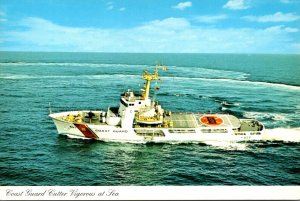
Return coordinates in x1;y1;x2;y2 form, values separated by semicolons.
142;65;167;100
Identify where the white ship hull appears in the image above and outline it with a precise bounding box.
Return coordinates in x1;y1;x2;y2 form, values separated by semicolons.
49;110;265;143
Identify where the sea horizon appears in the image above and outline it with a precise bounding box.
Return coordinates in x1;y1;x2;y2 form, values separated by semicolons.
1;50;299;55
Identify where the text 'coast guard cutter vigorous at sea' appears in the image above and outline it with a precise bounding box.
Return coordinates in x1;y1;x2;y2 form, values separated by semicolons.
49;65;265;143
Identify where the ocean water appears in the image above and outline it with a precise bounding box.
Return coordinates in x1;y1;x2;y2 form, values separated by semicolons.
0;52;299;185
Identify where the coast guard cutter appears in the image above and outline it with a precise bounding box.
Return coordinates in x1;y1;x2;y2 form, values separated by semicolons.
49;65;265;143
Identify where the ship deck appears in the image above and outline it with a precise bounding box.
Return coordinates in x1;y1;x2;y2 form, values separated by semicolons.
164;112;241;129
164;113;198;128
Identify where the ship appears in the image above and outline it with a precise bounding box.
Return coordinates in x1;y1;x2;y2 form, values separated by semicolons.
49;65;265;143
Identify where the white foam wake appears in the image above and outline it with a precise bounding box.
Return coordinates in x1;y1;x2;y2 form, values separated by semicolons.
0;74;77;79
204;141;248;151
0;74;140;80
0;62;146;68
163;76;300;91
174;66;250;80
65;134;89;140
243;111;290;122
263;128;300;142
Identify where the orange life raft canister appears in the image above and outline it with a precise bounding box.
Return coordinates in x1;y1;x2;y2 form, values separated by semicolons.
200;115;223;126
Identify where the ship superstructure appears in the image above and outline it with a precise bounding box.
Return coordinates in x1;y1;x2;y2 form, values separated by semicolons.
49;65;265;142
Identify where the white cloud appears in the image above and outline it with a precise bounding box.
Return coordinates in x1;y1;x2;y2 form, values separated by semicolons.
106;2;114;10
119;7;126;11
172;1;192;10
0;10;7;22
142;18;190;30
1;17;299;53
243;12;300;22
223;0;250;10
264;25;298;33
284;27;299;32
195;15;228;23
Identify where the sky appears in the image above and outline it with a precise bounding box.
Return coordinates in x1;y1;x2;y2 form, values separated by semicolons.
0;0;299;53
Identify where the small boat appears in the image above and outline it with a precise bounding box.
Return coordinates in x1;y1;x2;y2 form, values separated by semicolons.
49;65;265;143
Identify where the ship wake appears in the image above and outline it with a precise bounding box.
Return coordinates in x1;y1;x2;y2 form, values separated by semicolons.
262;127;300;142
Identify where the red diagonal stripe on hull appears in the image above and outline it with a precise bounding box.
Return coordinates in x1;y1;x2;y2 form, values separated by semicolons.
74;124;98;139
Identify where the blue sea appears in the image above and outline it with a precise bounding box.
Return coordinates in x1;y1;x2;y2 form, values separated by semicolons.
0;52;300;185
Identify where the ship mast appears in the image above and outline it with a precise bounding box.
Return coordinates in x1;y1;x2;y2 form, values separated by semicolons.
142;65;167;100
